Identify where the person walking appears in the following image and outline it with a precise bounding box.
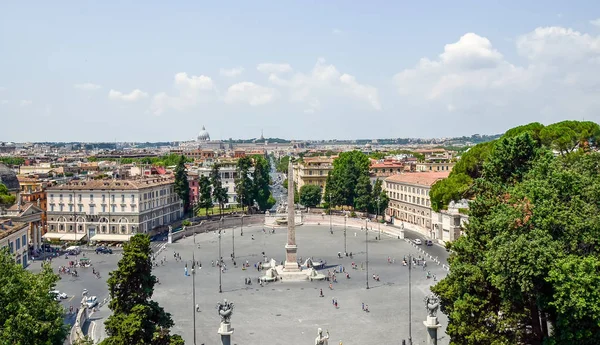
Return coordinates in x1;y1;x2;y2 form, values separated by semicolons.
362;302;364;311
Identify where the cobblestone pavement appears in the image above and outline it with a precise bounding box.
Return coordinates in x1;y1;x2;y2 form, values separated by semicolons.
30;223;450;345
154;224;450;345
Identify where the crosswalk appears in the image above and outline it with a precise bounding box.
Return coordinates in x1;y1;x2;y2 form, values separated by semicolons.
150;241;166;253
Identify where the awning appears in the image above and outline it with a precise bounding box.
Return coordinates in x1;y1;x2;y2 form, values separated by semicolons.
60;233;87;241
90;234;133;242
42;233;64;240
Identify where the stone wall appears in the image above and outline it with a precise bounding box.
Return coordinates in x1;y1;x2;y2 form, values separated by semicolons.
69;306;89;344
303;214;378;230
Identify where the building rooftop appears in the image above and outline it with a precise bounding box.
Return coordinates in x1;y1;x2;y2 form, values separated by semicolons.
47;176;175;191
385;171;450;186
0;220;27;241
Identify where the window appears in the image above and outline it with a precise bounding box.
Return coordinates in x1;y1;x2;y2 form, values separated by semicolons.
121;205;125;212
111;195;115;202
131;194;135;203
59;205;64;212
78;225;83;232
89;205;94;214
50;204;55;211
101;205;106;213
59;194;63;199
59;224;64;231
90;194;94;201
112;205;116;213
69;195;73;202
50;194;54;198
50;225;55;230
9;242;13;254
78;194;82;202
121;195;125;203
102;194;106;203
78;205;83;212
16;238;20;250
69;225;73;232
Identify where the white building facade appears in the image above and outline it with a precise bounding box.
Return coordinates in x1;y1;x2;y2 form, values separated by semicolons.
384;171;450;238
190;160;253;206
45;176;183;242
0;220;29;267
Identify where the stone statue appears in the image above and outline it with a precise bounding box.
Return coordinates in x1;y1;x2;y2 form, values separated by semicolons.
216;298;234;323
315;328;329;345
424;295;440;317
168;225;173;235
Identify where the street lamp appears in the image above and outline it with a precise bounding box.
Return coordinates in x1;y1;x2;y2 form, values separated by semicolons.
344;214;347;255
191;252;197;345
329;193;333;234
365;219;369;290
408;253;413;345
219;217;223;293
377;196;381;240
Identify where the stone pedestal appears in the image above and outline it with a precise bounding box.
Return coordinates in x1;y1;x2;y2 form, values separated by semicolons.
167;233;173;244
423;316;441;345
399;230;405;239
284;244;299;271
218;322;234;345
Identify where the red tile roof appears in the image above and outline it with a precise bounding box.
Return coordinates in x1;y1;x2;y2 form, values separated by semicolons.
384;171;450;186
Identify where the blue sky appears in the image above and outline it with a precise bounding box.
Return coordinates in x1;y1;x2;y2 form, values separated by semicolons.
1;1;600;142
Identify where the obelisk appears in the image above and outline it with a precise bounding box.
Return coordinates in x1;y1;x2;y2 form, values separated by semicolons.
284;160;300;271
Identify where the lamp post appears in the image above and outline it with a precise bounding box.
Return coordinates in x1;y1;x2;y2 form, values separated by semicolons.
365;219;369;290
344;214;347;255
329;193;333;235
219;217;223;293
408;253;412;345
377;196;381;240
192;252;197;345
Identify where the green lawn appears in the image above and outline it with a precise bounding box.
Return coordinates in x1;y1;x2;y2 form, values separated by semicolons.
195;205;245;217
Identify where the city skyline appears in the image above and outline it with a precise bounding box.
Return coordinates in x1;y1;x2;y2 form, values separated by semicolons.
2;1;600;141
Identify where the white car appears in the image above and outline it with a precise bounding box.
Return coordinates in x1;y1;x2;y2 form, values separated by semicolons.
413;239;423;245
50;290;68;300
85;296;98;308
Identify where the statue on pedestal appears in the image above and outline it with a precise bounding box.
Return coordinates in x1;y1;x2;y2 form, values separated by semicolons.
216;299;234;323
168;225;173;235
315;328;329;345
424;295;440;317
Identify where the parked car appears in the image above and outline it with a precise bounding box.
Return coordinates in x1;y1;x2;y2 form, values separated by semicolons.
50;290;68;300
85;296;98;308
425;240;433;246
95;246;113;254
413;238;422;245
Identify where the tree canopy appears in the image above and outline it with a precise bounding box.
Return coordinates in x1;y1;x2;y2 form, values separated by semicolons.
196;175;213;217
0;251;68;345
173;155;190;212
324;150;371;208
253;156;274;211
299;184;322;207
432;131;600;345
210;164;228;216
102;234;183;345
430;120;600;211
0;183;16;205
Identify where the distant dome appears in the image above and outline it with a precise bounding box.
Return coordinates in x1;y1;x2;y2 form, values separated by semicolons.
0;163;19;193
197;126;210;141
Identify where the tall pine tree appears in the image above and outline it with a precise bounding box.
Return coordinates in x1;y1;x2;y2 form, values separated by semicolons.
102;234;183;345
173;155;190;213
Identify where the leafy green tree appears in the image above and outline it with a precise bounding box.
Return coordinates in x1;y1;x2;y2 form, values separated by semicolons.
0;183;16;205
276;156;290;173
353;174;372;212
299;184;322;207
235;156;254;212
324;151;370;207
432;134;600;345
210;164;228;216
102;234;182;345
197;175;213;217
252;156;272;211
372;178;389;216
0;250;68;345
173;155;190;213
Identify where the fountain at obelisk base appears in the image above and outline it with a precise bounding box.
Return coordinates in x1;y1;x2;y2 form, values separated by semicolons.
274;161;312;281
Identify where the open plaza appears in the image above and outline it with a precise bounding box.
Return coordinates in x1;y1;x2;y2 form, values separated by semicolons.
37;221;449;345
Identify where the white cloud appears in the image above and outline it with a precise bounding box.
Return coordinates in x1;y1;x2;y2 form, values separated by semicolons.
108;89;148;102
219;67;244;77
150;72;216;115
257;63;293;74
74;83;102;90
332;28;343;35
0;100;8;105
19;100;32;106
393;26;600;131
590;18;600;27
340;73;381;110
267;58;381;111
224;82;276;106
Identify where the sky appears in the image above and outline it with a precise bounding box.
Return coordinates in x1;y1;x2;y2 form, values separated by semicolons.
1;1;600;142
